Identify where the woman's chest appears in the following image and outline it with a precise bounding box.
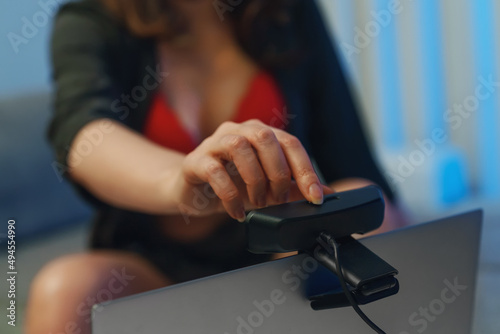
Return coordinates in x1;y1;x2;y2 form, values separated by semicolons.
156;43;259;140
143;42;288;154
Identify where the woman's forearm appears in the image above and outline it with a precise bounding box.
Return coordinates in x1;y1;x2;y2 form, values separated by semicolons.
68;119;326;220
68;119;185;214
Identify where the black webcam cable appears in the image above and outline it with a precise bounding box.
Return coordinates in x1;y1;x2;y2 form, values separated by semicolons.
318;232;386;334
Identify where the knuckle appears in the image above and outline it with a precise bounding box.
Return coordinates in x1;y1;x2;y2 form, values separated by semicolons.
204;161;224;177
223;135;249;152
221;189;239;202
217;121;236;133
295;167;314;179
271;168;291;183
253;127;276;145
281;135;301;149
246;174;265;186
245;119;263;126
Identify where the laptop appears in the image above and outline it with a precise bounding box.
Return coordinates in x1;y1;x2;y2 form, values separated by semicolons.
92;210;482;334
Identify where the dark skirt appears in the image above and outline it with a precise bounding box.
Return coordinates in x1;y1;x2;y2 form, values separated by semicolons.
89;208;272;283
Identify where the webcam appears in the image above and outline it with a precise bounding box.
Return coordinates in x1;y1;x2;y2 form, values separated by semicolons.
245;185;399;321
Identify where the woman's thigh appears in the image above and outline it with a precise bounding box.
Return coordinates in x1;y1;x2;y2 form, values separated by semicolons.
25;250;171;334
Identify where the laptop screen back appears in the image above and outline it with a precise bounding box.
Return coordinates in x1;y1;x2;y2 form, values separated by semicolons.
92;210;482;334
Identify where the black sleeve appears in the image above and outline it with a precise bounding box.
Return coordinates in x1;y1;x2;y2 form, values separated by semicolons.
47;4;123;169
300;0;395;200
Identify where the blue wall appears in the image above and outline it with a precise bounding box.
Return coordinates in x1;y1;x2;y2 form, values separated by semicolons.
0;0;69;98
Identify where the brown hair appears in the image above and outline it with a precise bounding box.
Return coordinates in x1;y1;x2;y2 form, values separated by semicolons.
101;0;182;39
101;0;297;65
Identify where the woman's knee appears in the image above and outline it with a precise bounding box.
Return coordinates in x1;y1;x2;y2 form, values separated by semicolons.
29;251;168;301
25;251;169;334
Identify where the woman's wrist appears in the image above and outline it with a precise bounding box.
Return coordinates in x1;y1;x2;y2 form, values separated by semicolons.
156;163;188;215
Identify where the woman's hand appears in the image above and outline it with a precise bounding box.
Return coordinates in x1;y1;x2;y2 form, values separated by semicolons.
172;120;330;221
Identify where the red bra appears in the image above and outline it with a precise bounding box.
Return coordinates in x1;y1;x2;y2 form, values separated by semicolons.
143;72;287;154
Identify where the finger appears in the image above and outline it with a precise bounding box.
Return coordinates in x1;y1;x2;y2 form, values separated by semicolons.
227;166;255;207
217;135;268;208
287;182;334;202
274;130;323;205
194;156;246;221
240;122;291;203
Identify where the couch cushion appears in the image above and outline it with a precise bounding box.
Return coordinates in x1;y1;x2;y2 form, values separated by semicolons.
0;90;91;239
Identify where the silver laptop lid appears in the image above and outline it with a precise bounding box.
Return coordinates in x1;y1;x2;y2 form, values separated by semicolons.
92;210;482;334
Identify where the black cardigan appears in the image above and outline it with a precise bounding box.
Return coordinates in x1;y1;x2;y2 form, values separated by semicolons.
48;0;394;220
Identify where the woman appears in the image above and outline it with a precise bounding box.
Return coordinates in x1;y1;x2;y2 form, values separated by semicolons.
26;0;404;333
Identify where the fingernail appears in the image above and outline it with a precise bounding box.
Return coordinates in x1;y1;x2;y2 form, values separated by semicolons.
236;208;246;223
309;183;323;205
280;191;290;204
